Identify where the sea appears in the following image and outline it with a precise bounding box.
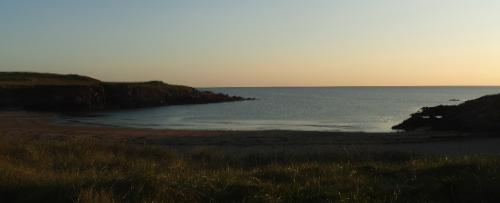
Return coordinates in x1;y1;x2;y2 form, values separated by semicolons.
61;87;500;132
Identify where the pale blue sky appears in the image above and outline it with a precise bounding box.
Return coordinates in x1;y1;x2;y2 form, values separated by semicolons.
1;0;500;87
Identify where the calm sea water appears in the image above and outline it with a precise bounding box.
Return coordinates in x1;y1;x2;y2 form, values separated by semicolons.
62;87;500;132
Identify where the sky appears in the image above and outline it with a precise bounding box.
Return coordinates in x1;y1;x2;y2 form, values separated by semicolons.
1;0;500;87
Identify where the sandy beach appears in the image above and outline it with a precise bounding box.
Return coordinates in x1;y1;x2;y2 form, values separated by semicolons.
1;111;499;155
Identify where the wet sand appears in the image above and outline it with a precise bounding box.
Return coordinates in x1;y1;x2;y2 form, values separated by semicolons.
1;111;499;155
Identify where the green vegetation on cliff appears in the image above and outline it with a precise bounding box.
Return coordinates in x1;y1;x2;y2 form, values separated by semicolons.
0;72;247;111
1;135;500;202
0;72;100;86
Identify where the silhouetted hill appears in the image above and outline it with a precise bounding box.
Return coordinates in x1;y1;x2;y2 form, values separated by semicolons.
0;72;248;111
393;93;500;132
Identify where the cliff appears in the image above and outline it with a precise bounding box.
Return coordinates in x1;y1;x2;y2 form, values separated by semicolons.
103;81;246;109
0;72;248;112
393;93;500;132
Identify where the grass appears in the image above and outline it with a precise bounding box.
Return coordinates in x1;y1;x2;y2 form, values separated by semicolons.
0;72;101;86
1;136;500;202
0;72;189;90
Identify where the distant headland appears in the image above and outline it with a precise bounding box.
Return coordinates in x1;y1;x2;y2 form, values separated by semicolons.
0;72;252;112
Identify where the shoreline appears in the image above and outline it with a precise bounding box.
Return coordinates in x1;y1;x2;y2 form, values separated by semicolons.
1;110;500;155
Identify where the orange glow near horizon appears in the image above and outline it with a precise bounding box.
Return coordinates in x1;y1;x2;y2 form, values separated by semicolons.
1;1;500;87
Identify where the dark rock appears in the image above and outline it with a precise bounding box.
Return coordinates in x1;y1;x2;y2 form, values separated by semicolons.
393;94;500;132
0;72;250;112
102;82;247;109
0;84;105;111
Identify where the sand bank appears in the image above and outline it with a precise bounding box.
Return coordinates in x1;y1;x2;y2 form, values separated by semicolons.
1;111;499;155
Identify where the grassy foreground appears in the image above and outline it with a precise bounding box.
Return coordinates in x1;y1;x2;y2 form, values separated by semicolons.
1;136;500;203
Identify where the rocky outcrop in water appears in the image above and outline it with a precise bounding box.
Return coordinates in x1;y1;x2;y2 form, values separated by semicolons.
0;72;249;112
393;94;500;132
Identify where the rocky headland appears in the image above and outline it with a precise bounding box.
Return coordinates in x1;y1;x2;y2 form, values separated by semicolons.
393;93;500;132
0;72;250;112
